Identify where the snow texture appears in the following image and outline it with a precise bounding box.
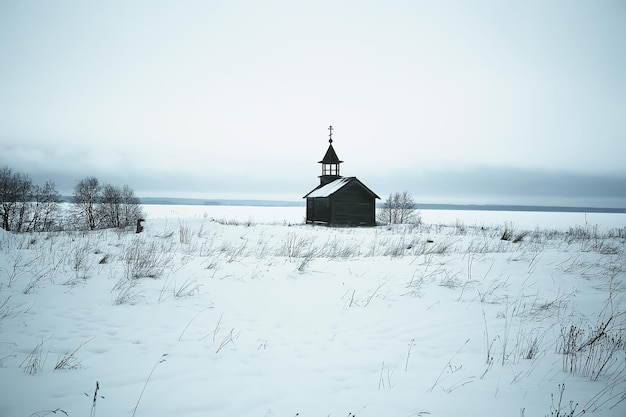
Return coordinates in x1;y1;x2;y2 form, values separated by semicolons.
0;205;625;417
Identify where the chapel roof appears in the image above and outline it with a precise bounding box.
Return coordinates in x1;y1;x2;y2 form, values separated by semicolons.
303;177;380;199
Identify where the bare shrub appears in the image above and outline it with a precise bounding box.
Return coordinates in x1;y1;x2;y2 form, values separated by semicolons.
112;277;141;305
123;238;172;279
71;241;92;278
383;238;410;257
297;253;314;272
54;337;93;370
545;383;580;417
500;222;529;243
477;275;510;304
214;217;254;227
377;191;419;224
173;277;200;298
225;241;248;263
454;220;467;235
425;241;452;255
558;312;626;380
607;227;626;239
319;236;359;258
20;339;48;375
512;231;529;243
5;253;30;287
22;268;48;294
215;329;239;353
594;241;620;255
439;273;463;289
278;232;315;258
179;221;192;244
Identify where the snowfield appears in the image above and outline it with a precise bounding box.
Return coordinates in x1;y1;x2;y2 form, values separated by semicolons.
1;206;625;417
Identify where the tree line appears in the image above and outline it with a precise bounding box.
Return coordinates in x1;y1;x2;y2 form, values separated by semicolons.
0;166;144;232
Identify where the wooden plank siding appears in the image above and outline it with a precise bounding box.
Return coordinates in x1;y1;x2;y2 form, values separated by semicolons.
330;182;376;226
305;180;377;226
306;197;330;224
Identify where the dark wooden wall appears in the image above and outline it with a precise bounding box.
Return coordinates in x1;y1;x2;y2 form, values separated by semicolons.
306;182;376;226
331;182;376;226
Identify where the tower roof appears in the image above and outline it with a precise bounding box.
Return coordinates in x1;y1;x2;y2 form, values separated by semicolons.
319;143;343;164
319;125;343;164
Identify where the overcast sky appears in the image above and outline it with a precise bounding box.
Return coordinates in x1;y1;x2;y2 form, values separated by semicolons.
1;0;625;207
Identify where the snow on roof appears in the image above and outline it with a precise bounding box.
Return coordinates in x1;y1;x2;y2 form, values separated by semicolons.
304;177;352;198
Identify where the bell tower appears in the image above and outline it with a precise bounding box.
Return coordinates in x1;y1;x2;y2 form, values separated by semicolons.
319;125;343;186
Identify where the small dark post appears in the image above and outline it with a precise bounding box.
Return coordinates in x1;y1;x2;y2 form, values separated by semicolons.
136;218;145;233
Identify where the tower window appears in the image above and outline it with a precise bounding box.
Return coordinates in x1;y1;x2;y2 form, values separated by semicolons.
323;164;339;176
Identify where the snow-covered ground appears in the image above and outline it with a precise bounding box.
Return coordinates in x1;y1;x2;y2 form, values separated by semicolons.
1;206;625;417
142;204;626;232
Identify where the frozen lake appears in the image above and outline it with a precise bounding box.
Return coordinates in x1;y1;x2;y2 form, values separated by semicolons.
141;204;626;232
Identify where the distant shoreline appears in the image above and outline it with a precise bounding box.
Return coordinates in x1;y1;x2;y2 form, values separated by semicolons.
130;197;626;214
137;197;304;207
413;203;625;214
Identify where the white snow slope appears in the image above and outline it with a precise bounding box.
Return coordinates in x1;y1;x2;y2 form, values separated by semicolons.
1;208;625;417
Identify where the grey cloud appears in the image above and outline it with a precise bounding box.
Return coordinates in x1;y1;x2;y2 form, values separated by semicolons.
370;167;626;208
6;152;626;208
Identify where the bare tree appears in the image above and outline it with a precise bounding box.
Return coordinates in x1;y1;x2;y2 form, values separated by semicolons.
12;174;32;232
98;184;144;229
1;167;62;232
2;168;138;232
99;184;123;228
28;181;62;232
377;191;419;224
0;166;19;231
120;185;143;228
73;176;101;230
0;166;33;231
